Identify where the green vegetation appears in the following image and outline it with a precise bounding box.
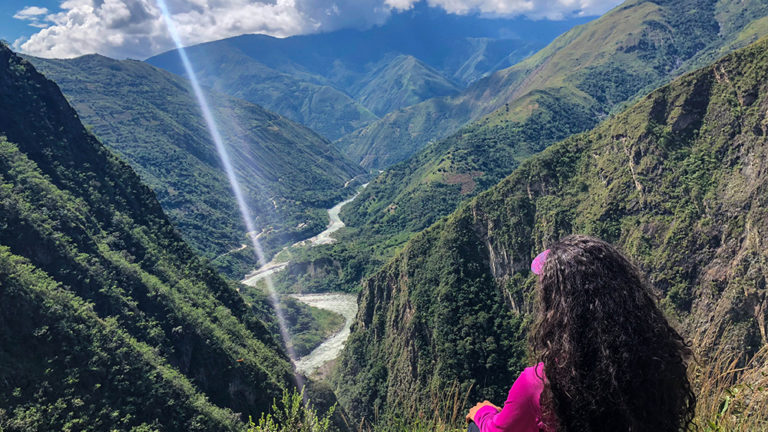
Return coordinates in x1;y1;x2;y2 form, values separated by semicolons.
352;55;461;117
27;55;364;279
0;44;295;429
281;298;345;357
238;278;345;357
289;0;768;295
0;248;245;431
333;36;768;426
339;0;768;169
247;390;336;432
272;236;392;294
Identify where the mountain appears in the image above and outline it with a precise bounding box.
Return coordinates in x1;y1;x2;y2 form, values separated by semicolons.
350;55;461;117
149;43;379;141
332;35;768;424
302;0;768;294
27;54;364;279
339;0;768;169
146;6;589;140
0;44;295;430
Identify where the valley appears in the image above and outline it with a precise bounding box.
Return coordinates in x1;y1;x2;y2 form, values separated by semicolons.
2;1;768;431
242;184;366;286
291;0;768;315
27;54;366;281
239;184;365;377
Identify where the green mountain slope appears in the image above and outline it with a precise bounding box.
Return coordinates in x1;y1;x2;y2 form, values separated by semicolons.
146;44;379;141
339;0;768;169
0;44;294;430
146;10;587;142
27;54;364;278
351;55;461;117
332;36;768;423
306;0;768;294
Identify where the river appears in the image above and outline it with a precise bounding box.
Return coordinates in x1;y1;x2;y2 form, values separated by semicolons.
241;185;365;286
295;191;361;246
291;293;358;376
240;185;366;377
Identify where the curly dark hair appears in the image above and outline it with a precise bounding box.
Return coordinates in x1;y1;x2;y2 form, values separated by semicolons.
530;235;695;431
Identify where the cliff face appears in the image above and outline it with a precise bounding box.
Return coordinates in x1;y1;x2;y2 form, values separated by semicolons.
0;44;293;430
333;37;768;422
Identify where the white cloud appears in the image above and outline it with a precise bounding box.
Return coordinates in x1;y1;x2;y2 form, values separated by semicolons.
13;6;49;19
387;0;621;18
15;0;622;59
13;6;52;29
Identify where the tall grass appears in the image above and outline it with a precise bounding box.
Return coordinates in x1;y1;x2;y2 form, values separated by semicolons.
247;389;336;432
692;340;768;431
354;381;471;432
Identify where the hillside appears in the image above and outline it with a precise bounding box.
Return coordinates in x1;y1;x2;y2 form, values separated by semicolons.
297;0;768;295
147;8;587;141
149;43;379;141
339;0;768;169
332;36;768;424
351;55;461;117
27;54;364;278
0;44;295;430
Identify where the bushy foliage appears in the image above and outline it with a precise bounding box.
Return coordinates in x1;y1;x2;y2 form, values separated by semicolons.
247;390;335;432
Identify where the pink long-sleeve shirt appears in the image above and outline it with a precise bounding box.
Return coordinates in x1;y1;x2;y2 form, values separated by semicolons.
474;363;550;432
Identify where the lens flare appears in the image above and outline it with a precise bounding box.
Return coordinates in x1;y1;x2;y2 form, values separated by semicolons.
155;0;304;390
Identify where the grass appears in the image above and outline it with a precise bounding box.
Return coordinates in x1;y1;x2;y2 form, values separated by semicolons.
692;326;768;431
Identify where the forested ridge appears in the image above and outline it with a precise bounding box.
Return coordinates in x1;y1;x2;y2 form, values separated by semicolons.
0;43;295;431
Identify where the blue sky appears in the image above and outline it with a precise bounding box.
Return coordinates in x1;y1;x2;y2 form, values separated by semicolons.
0;0;57;43
3;0;624;60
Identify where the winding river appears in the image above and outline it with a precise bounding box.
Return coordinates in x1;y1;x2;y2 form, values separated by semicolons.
240;185;366;377
291;293;358;376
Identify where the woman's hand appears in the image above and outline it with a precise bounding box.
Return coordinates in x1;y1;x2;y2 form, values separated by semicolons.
465;400;501;423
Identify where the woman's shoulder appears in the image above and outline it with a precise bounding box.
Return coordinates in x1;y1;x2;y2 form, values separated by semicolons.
520;363;546;383
509;363;546;398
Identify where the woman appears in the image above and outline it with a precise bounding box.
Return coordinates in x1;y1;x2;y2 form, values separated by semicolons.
466;235;696;431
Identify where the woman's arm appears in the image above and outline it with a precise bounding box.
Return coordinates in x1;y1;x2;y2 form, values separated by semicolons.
470;365;544;432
